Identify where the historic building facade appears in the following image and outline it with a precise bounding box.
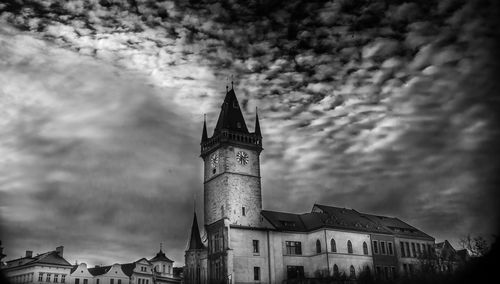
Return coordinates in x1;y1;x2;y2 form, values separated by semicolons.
184;87;437;283
68;249;180;284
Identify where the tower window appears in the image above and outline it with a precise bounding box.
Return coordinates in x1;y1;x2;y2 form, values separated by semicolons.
242;207;246;216
253;240;259;253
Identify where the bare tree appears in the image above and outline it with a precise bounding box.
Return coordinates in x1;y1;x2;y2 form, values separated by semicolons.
459;234;490;257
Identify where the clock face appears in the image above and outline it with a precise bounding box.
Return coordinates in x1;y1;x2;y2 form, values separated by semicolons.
210;153;219;168
236;151;249;165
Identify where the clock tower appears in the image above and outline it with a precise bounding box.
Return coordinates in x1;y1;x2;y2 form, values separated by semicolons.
200;86;263;227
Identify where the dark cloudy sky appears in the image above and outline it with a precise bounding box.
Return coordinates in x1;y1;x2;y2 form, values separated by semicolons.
0;0;499;267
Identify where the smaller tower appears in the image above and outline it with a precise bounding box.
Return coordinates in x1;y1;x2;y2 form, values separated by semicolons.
184;212;207;284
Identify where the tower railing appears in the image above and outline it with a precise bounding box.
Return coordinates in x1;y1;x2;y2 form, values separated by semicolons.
201;130;262;154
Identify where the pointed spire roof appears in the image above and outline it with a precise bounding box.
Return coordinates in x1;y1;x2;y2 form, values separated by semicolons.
187;212;205;250
254;108;261;137
214;88;249;134
201;114;208;142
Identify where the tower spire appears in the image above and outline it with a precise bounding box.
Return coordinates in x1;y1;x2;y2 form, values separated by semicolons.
201;114;208;142
187;212;205;250
255;107;261;137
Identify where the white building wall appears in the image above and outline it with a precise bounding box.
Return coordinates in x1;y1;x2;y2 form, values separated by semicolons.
69;263;95;284
5;265;72;284
229;227;374;283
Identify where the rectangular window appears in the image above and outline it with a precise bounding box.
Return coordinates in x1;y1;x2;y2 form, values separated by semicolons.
61;275;65;284
83;279;88;284
118;280;121;284
75;279;79;284
46;274;51;283
417;243;421;256
391;267;396;279
400;242;405;257
411;243;416;257
242;207;246;216
373;241;378;254
253;240;259;254
384;267;389;279
405;242;410;258
381;242;386;254
54;275;59;283
376;266;382;276
146;280;149;284
254;267;260;281
110;279;114;284
39;273;44;282
388;242;393;255
403;264;408;275
96;280;99;284
285;241;302;255
286;266;304;279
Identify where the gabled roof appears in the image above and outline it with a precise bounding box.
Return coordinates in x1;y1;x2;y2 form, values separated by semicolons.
187;212;205;250
149;250;173;263
5;251;71;270
214;88;249;134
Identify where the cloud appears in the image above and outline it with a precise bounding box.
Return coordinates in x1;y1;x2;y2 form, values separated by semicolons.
1;0;499;265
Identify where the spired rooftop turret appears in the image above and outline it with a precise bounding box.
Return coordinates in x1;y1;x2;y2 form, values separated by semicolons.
201;87;262;157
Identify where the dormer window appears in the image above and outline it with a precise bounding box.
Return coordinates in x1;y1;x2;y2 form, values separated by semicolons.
237;122;241;128
233;100;238;108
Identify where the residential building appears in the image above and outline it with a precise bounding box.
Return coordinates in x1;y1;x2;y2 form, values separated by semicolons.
2;246;72;284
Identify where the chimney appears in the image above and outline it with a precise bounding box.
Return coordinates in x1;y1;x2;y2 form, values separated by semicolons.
25;251;33;258
55;246;64;257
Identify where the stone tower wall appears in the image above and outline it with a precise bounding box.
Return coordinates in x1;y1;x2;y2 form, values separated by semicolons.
204;145;262;226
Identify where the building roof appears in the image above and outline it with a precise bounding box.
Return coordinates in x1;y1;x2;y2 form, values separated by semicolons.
359;211;435;240
261;207;390;234
260;204;434;239
120;263;136;277
88;265;111;276
4;251;72;270
214;88;249;134
149;249;173;263
313;204;392;234
187;212;205;250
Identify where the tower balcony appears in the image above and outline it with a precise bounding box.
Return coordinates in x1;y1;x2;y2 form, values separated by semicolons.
201;130;262;156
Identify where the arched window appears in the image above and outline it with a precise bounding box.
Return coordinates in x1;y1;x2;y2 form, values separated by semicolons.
333;264;339;277
350;265;356;279
347;240;353;254
316;239;322;253
364;266;371;276
363;242;369;255
331;238;337;253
